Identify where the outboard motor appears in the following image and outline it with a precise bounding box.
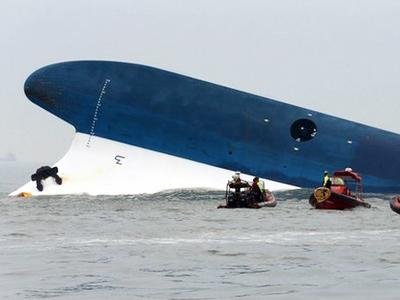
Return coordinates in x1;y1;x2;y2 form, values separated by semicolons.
31;166;62;191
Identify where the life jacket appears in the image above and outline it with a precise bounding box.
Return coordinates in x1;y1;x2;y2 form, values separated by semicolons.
257;180;265;192
323;175;331;187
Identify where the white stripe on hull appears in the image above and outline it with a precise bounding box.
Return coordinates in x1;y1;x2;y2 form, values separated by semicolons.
10;133;296;196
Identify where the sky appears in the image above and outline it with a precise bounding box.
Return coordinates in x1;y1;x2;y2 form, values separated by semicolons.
1;0;399;163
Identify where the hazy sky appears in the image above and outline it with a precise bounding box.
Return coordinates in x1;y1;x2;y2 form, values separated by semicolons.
1;0;399;163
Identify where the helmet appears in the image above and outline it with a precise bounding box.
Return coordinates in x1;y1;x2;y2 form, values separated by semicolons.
232;171;241;180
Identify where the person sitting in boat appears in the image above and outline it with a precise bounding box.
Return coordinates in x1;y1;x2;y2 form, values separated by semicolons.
228;171;250;192
331;176;351;195
249;177;264;202
322;170;332;189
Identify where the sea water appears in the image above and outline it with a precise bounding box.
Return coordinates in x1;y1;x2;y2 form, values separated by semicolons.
1;163;400;299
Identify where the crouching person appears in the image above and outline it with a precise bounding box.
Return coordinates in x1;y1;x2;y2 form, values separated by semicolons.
31;166;62;191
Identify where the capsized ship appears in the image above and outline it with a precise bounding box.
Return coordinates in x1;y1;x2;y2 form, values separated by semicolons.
10;61;400;196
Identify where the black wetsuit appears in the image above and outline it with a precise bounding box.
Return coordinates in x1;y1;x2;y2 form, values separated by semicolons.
31;166;62;191
250;182;263;202
227;180;250;207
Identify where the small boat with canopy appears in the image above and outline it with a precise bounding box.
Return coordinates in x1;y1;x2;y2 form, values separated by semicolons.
309;169;371;210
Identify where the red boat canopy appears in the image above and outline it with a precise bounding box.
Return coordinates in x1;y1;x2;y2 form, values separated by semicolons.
333;170;362;182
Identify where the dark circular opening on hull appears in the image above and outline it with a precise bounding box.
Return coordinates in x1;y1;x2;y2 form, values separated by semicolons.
290;119;317;142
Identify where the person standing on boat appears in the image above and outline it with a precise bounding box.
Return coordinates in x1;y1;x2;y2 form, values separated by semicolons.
228;171;250;192
322;170;332;189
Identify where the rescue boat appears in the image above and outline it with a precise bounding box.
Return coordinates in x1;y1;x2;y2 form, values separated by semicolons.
218;180;277;209
309;170;371;210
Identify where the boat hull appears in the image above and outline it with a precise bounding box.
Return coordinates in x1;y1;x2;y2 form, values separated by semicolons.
390;196;400;214
10;133;292;196
11;61;400;195
257;191;277;208
309;191;370;210
22;61;400;193
218;190;277;209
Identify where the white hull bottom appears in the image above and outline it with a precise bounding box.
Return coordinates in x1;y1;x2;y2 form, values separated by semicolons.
10;133;297;196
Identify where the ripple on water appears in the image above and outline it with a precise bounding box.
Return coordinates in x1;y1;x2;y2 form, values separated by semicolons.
0;189;400;300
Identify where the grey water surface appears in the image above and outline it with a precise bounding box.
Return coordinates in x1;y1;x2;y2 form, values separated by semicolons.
1;162;400;299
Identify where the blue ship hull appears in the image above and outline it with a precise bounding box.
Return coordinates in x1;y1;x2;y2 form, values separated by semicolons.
23;61;400;193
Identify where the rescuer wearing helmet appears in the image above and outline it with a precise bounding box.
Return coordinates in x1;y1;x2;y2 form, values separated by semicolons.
228;171;250;192
322;170;332;189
